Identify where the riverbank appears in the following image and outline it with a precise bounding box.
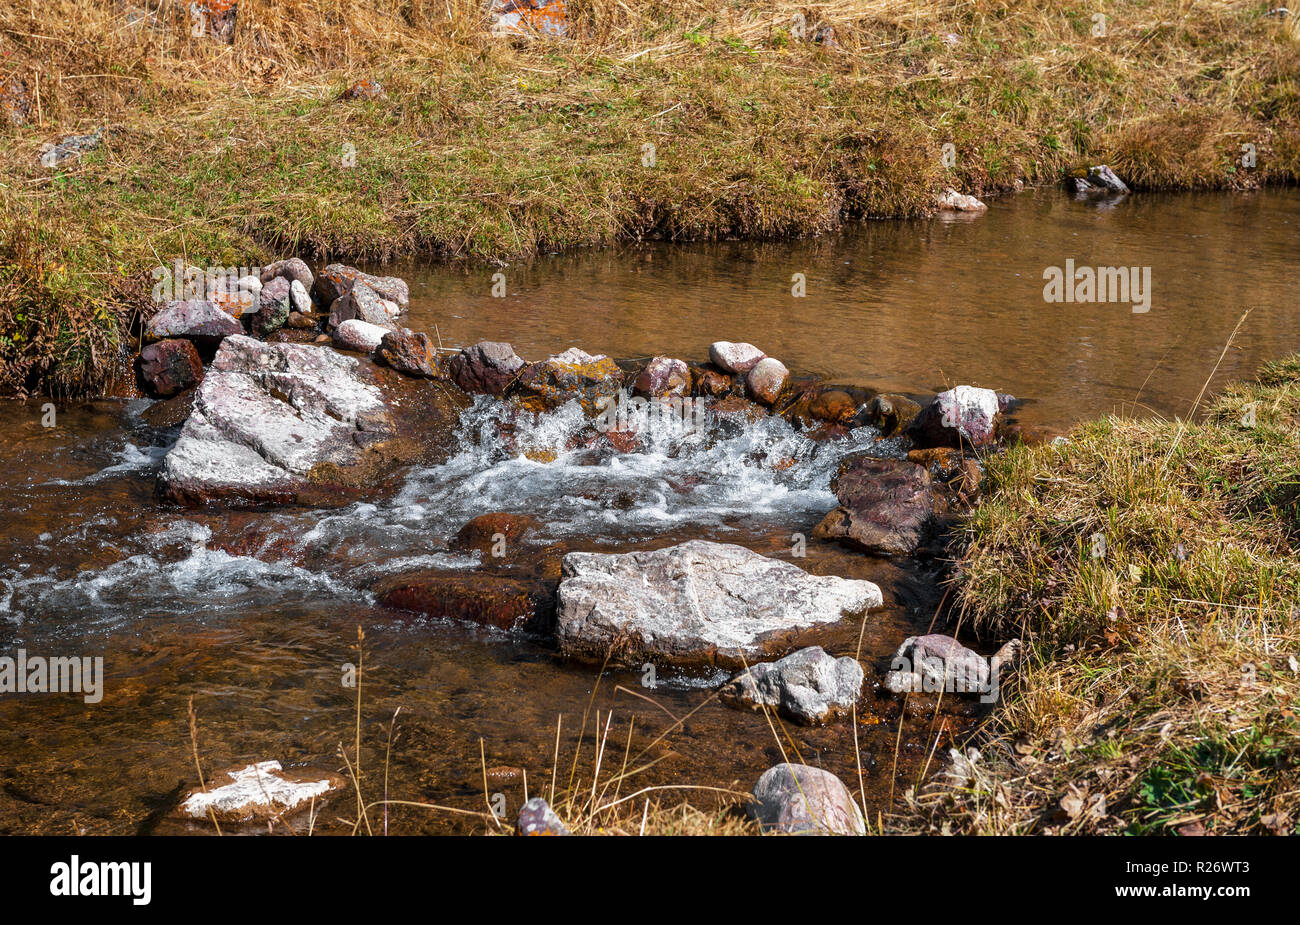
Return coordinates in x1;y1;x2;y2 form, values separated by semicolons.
572;351;1300;836
893;351;1300;835
2;0;1298;395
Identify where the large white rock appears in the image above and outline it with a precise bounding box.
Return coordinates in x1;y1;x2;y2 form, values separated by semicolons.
159;335;392;505
556;540;882;667
179;760;345;825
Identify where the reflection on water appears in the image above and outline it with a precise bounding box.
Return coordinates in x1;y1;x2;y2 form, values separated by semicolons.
399;188;1300;427
0;190;1297;834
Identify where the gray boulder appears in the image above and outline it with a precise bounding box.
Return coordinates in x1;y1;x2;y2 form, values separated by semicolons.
812;455;934;556
884;633;1021;703
721;646;864;724
748;763;865;835
556;540;882;668
146;299;243;349
159;335;395;506
314;263;410;312
1068;164;1130;196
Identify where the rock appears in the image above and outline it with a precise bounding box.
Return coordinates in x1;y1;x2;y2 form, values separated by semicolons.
328;281;399;330
314;263;410;313
188;0;238;43
1068;164;1130;196
286;311;316;330
247;275;291;335
448;341;526;397
1;79;31;126
333;319;390;354
146;299;243;349
178;760;345;825
746;357;789;405
516;797;570;835
812;456;933;556
884;634;1020;701
376;328;439;378
861;393;921;436
137;339;203;399
691;365;736;398
375;572;555;633
709;341;766;374
158;335;395;506
340;79;387;100
748;763;864;835
809;390;856;425
489;0;569;39
721;646;864;725
516;348;624;414
483;765;526;788
38;129;102;168
907;385;1002;449
633;356;690;398
451;512;539;556
812;22;837;46
260;258;314;292
289;279;312;314
937;188;988;212
556;540;882;668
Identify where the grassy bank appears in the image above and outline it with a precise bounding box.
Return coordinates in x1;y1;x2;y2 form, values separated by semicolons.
898;352;1300;835
0;0;1298;394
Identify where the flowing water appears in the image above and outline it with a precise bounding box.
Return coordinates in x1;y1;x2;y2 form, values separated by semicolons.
1;189;1297;835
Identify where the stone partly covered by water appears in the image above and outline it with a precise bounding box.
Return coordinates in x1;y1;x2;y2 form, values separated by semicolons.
721;646;864;725
555;540;882;668
746;357;789;405
136;338;203;398
937;188;988;212
376;328;440;378
885;633;1020;699
907;384;1002;449
159;335;396;506
633;355;690;398
178;760;345;825
748;763;865;835
516;347;624;413
813;455;934;556
1068;164;1130;197
448;341;526;397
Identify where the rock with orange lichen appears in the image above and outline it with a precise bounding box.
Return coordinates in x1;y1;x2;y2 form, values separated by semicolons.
515;347;624;414
489;0;569;38
189;0;238;43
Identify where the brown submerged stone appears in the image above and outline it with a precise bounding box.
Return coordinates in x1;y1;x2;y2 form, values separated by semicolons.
374;572;557;633
451;512;539;556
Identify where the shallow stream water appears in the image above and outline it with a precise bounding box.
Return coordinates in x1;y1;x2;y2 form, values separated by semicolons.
0;189;1296;834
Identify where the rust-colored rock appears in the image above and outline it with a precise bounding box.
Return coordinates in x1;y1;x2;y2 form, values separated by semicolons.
340;79;387;101
451;512;539;557
137;339;203;398
489;0;568;38
375;572;556;633
809;389;856;424
376;328;440;378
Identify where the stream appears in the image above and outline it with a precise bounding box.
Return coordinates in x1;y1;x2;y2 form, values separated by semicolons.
1;188;1297;834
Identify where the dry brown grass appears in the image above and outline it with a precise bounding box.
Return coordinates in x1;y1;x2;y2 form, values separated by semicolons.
1;1;1297;393
897;352;1300;835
